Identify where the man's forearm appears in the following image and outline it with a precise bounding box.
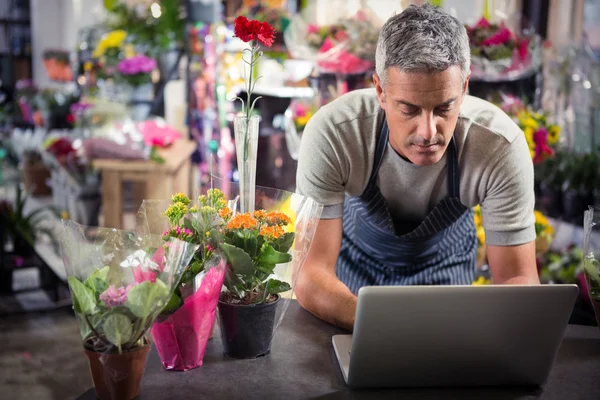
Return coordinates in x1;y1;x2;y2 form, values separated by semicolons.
296;267;357;331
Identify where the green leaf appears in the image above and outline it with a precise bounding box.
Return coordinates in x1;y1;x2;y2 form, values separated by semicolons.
221;243;255;279
125;279;170;318
272;232;295;253
84;266;110;294
161;292;183;315
258;245;292;265
80;312;105;341
190;259;204;275
104;0;117;11
583;259;600;284
265;279;291;296
68;277;99;315
103;313;133;346
183;218;195;233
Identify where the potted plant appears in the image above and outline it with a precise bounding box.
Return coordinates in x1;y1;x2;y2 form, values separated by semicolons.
59;220;196;399
0;184;57;253
137;192;227;371
216;202;297;359
116;54;156;121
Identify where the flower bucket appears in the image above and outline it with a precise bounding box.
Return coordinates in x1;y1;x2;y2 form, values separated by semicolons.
84;342;150;400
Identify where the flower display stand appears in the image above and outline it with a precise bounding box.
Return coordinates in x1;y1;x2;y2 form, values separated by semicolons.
92;140;196;229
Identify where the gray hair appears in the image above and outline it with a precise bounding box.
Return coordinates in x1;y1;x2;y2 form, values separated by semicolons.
375;4;471;89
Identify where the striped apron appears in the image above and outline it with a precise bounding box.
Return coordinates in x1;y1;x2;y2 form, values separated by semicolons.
336;118;477;294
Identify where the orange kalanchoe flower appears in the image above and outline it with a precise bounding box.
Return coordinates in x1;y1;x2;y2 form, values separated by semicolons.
219;207;232;220
260;225;285;241
254;210;267;221
267;211;291;226
226;213;259;231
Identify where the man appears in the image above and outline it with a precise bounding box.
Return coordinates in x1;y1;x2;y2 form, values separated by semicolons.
294;4;540;331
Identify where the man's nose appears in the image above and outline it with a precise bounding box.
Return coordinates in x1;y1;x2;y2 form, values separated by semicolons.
417;112;436;142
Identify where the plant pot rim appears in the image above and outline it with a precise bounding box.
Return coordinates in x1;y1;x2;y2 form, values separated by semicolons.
83;339;150;355
218;293;281;308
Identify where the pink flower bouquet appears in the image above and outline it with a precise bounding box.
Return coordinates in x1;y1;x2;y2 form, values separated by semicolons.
467;17;540;79
136;192;228;371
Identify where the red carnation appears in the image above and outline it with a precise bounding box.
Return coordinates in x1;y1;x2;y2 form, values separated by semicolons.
234;16;275;47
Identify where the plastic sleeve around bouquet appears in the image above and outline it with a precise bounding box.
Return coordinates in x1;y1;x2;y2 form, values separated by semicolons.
204;176;323;358
583;206;600;326
136;199;227;370
59;220;197;399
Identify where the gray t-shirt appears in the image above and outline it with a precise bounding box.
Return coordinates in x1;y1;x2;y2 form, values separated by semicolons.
296;88;536;246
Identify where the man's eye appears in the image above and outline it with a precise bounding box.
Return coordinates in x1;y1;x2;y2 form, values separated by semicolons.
436;107;451;114
401;107;419;115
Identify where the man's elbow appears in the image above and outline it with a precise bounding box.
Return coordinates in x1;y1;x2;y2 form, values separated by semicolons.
294;270;313;311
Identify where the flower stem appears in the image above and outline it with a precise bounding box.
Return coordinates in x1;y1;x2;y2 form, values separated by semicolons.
243;44;256;163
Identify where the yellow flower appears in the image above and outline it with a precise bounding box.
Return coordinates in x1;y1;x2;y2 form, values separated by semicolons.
547;125;560;145
189;205;199;213
472;276;491;285
523;127;535;149
92;30;127;58
476;227;486;246
534;210;549;226
83;61;92;72
171;192;191;206
530;149;535;159
295;114;313;128
164;202;188;222
124;43;136;58
104;30;127;48
518;112;538;131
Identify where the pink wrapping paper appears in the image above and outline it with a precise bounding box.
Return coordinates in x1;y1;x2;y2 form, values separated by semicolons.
151;263;226;371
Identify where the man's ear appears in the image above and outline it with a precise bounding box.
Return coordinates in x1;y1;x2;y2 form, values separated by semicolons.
462;71;471;99
373;73;386;109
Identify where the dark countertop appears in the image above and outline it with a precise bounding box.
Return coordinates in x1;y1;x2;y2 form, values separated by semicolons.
78;301;600;400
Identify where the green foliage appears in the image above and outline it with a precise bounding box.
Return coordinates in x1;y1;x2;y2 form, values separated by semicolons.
125;279;169;319
104;0;185;55
68;270;172;353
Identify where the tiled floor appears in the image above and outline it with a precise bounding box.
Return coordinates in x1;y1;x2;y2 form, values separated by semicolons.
0;269;91;400
0;309;91;400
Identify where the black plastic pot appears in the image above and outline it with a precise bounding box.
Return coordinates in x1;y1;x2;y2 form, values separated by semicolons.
217;295;280;359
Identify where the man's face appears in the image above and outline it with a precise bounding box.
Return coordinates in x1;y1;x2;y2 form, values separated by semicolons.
374;66;468;166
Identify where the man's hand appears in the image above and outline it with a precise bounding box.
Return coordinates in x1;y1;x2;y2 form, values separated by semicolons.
486;241;540;284
294;218;357;331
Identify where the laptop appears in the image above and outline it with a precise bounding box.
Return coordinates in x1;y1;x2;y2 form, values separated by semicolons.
333;284;578;389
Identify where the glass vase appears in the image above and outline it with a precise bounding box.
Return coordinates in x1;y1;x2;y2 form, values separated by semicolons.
583;206;600;329
234;115;260;214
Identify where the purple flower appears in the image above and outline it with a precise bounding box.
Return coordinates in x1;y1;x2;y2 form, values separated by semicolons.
16;79;36;91
117;55;157;76
70;102;92;114
99;284;135;308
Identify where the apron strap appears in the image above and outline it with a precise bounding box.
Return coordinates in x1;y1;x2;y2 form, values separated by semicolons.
446;137;460;199
365;116;389;189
